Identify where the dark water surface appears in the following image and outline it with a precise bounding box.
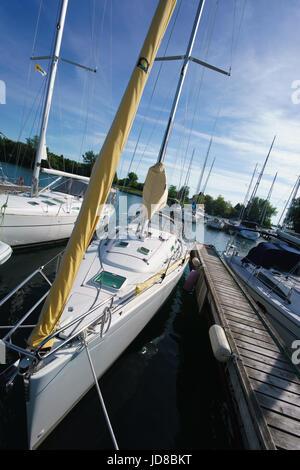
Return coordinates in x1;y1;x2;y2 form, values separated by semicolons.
0;190;258;451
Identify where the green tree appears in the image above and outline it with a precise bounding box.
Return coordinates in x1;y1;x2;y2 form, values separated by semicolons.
168;185;177;200
203;194;214;215
26;135;39;150
285;197;300;233
82;150;97;168
127;172;138;188
246;197;277;228
213;195;228;217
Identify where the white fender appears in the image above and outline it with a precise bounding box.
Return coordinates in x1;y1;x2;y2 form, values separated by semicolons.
209;324;231;362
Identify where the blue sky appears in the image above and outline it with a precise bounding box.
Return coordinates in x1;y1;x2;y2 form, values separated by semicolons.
1;0;300;224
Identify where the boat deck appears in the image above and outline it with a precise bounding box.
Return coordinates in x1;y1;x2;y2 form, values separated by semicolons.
192;243;300;450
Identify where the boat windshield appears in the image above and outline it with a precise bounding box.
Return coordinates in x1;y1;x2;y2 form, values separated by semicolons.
52;177;88;197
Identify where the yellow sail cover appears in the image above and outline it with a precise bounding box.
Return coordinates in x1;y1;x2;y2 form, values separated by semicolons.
142;162;168;220
29;0;177;349
135;253;189;296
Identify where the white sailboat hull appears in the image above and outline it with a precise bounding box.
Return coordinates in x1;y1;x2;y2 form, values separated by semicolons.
26;260;187;450
0;213;77;247
0;191;114;247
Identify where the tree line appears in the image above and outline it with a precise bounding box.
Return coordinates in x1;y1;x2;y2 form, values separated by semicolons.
116;171;278;228
1;137;288;229
0;135;94;178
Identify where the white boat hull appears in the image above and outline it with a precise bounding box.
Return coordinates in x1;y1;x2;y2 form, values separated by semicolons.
0;213;78;247
0;241;12;264
26;259;187;450
0;192;114;247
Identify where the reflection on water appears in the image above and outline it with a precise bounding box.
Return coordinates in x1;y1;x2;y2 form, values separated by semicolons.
0;191;255;450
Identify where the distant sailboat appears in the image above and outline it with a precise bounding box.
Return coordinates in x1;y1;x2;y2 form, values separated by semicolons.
206;217;224;230
0;0;116;248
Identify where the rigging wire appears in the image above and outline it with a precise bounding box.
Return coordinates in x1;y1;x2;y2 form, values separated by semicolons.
78;0;99;164
12;0;44;174
177;0;220;198
121;0;184;190
195;0;247;200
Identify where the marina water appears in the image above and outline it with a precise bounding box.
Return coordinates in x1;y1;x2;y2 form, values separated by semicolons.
0;169;258;450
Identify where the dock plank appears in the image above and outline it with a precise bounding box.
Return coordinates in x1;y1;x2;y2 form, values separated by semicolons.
225;313;269;331
245;367;300;395
234;339;291;363
232;331;281;354
249;379;300;407
226;320;272;338
263;409;300;438
240;356;300;384
269;427;300;450
238;348;296;373
256;392;300;419
229;324;276;345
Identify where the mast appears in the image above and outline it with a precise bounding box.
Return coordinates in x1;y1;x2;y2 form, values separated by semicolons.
201;156;215;195
157;0;206;164
246;135;276;217
31;0;69;196
238;163;257;222
278;176;299;226
282;175;300;229
259;172;277;227
181;148;195;203
196;137;212;196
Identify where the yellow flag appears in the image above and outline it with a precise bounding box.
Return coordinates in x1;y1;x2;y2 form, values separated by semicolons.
35;63;47;76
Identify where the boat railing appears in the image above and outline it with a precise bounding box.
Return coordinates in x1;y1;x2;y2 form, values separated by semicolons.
0;251;65;360
1;285;115;363
35;294;115;359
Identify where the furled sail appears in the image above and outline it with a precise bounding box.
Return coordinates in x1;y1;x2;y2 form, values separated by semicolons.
29;0;177;349
142;162;168;220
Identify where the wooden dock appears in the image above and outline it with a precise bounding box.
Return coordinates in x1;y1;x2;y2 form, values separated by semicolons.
191;243;300;450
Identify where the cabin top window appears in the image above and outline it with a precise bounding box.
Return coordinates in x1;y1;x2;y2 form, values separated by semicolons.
91;271;126;290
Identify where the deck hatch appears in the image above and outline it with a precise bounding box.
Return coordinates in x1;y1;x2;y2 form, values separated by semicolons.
92;271;126;289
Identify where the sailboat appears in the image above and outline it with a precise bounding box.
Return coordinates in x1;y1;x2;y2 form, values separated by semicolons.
0;0;185;450
0;0;231;449
0;0;116;248
206;217;224;230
